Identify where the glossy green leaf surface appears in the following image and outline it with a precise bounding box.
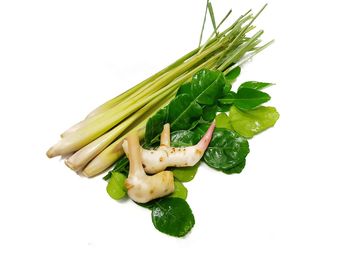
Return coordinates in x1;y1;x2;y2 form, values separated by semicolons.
238;81;273;90
191;69;226;105
151;197;195;237
170;130;201;147
229;105;280;138
202;104;218;122
145;69;226;144
223;160;246;174
232;88;270;110
218;91;236;105
225;66;241;84
202;127;249;172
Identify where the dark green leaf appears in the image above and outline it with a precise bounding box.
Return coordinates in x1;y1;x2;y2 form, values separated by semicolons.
225;66;241;84
172;163;199;182
223;160;246;174
217;103;231;112
176;82;192;97
169;94;203;131
191;69;226;105
203;128;249;172
151;197;195;237
223;82;232;95
218;91;236;105
145;107;169;145
145;69;227;144
229;105;280;138
238;81;273;90
170;130;201;147
145;94;202;144
202;105;218;122
232;88;271;110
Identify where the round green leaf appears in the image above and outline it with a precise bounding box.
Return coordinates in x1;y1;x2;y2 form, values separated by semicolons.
151;197;195;237
203;128;249;171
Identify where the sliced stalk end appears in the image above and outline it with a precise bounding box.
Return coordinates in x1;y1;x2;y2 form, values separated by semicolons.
46;145;60;158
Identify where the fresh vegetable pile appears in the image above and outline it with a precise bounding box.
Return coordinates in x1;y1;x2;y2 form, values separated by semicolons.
47;2;279;237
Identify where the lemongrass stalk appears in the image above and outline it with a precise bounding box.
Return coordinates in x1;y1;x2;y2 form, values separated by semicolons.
207;2;218;37
85;15;233;121
82;53;221;176
65;92;175;171
85;46;203;119
218;30;264;71
46;83;178;158
82;125;146;177
62;13;254;138
50;8;268;158
62;49;202;137
198;9;232;54
218;4;266;64
198;0;209;47
61;39;227;138
223;40;274;74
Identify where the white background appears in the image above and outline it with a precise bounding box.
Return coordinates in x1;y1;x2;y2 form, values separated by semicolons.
1;0;350;262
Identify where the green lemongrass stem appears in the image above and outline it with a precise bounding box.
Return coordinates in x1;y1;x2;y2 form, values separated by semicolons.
218;30;264;71
198;0;209;47
84;42;269;177
52;9;268;157
65;92;175;171
207;2;218;37
62;48;203;137
62;10;253;138
82;54;221;176
198;9;232;54
61;39;227;138
86;45;203;120
46;81;179;158
223;39;274;75
82;126;145;178
218;4;266;64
